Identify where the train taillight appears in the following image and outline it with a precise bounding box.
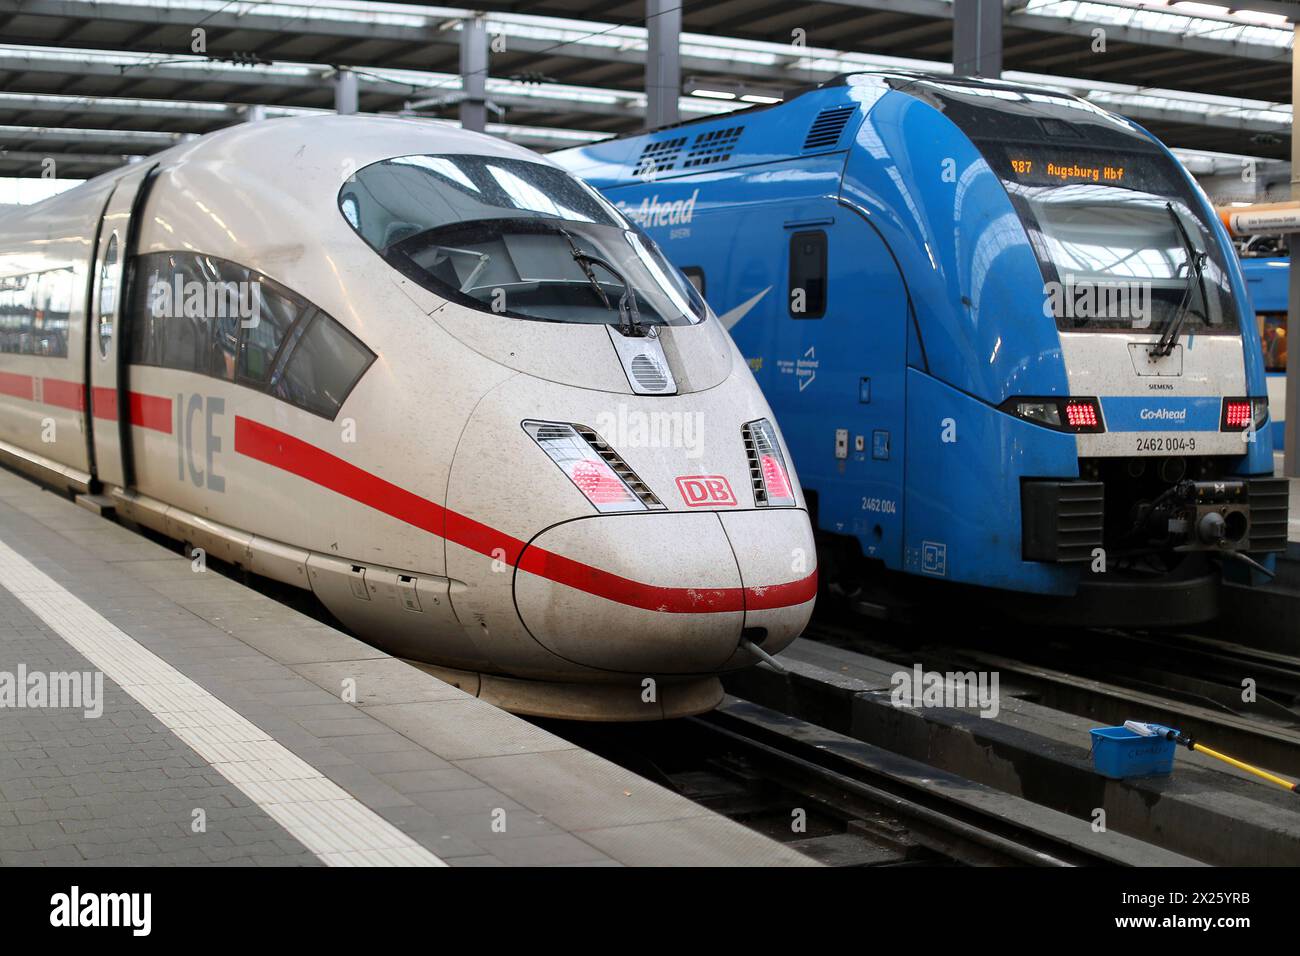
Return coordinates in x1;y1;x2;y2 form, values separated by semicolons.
1000;396;1104;433
744;419;797;507
1220;397;1268;432
1064;400;1099;430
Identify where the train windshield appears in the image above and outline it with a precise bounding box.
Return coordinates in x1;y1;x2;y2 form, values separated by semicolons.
894;78;1238;335
340;154;707;327
993;163;1236;334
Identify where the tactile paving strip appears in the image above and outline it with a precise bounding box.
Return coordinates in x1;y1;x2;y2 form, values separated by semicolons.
0;537;445;867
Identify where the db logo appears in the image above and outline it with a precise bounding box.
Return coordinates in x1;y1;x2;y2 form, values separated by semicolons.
676;475;737;507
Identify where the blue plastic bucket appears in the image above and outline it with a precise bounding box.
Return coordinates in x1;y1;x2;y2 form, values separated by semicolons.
1089;725;1177;779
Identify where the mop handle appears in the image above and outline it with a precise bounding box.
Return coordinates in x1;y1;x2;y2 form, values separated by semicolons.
1190;743;1300;794
1125;720;1300;794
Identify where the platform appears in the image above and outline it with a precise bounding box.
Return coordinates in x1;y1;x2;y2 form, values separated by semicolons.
0;468;814;867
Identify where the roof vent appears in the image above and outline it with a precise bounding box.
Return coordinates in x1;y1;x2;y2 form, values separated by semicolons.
683;126;743;168
803;106;856;151
634;136;687;177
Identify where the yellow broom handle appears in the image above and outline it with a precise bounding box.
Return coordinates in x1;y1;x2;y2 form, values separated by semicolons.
1193;743;1299;793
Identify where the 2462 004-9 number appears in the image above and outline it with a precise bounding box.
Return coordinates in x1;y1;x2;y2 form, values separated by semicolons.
1136;435;1196;453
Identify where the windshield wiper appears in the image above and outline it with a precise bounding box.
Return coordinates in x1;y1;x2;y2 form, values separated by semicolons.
568;248;645;336
558;228;613;312
1153;202;1207;357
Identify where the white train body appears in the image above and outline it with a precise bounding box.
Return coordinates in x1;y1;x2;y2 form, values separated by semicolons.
0;116;816;719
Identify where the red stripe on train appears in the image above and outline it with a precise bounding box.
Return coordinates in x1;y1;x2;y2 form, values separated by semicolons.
128;392;173;433
90;387;173;433
233;415;816;614
0;372;169;430
0;371;34;401
42;378;84;411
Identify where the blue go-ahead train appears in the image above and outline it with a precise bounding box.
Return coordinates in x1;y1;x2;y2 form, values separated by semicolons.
555;73;1291;626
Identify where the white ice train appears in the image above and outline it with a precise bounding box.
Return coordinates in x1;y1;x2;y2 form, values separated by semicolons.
0;116;817;719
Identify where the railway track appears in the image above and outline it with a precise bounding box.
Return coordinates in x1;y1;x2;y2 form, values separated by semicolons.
692;698;1179;866
537;691;1194;867
804;610;1300;778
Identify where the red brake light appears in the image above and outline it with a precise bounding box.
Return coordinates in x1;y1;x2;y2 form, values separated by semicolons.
746;418;797;507
523;421;647;514
569;459;636;505
760;454;791;499
1224;400;1251;429
1064;401;1098;429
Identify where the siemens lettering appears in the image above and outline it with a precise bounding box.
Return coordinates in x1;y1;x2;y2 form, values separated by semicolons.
618;190;699;228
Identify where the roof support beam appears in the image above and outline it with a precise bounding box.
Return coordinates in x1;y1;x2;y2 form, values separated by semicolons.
646;0;681;130
459;15;488;132
953;0;1002;77
334;68;358;114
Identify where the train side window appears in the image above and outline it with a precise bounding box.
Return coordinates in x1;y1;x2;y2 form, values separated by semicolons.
33;271;71;358
271;313;375;419
1259;310;1287;373
681;266;706;298
133;252;207;372
0;271;71;358
237;283;303;387
128;259;159;366
0;275;30;354
127;250;373;418
788;231;827;319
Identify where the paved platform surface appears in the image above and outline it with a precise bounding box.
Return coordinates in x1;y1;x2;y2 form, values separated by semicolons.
0;469;814;867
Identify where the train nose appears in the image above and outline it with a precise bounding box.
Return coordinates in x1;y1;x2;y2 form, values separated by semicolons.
513;510;815;675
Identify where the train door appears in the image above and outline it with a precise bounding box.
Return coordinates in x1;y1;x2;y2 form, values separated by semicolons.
772;212;910;570
87;163;156;490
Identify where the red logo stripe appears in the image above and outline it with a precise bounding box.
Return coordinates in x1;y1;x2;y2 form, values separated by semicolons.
234;415;815;614
91;386;172;433
90;386;117;421
129;392;173;433
234;416;446;538
42;378;85;411
0;371;33;401
0;371;169;430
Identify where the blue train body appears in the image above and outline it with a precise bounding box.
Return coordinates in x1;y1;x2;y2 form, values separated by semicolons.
1238;256;1288;452
555;74;1288;622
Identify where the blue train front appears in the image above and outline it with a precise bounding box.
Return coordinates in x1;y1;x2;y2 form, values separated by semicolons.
554;73;1291;626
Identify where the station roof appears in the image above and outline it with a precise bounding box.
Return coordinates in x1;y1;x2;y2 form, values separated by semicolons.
0;0;1293;179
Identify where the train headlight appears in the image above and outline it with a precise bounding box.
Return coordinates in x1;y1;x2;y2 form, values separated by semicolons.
999;397;1105;433
744;418;797;507
523;421;647;513
1220;397;1269;432
1013;401;1061;428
